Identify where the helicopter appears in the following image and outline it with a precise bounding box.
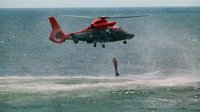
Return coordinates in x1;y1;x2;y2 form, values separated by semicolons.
48;15;148;48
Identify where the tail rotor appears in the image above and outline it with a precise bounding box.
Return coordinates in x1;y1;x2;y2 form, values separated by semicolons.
49;16;69;43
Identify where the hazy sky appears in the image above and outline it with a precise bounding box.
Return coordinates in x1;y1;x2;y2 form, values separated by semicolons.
1;0;200;8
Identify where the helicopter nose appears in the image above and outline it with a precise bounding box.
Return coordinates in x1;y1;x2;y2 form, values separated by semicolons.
128;33;134;39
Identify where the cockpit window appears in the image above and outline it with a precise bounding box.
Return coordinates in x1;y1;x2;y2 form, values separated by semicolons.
118;28;126;33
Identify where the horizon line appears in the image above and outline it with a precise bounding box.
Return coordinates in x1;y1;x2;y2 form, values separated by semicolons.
0;6;200;9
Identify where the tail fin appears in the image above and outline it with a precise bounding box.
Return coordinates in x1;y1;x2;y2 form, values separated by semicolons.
48;16;66;43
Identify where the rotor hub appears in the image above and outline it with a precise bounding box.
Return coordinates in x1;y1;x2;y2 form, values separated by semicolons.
99;16;107;19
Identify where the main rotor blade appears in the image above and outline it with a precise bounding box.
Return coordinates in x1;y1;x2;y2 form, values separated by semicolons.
106;15;149;19
61;14;149;19
62;15;95;19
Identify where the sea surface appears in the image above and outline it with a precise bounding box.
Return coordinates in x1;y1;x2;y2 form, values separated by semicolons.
0;7;200;112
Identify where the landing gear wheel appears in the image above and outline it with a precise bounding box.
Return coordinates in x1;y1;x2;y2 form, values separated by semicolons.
94;42;97;47
101;40;105;48
123;40;127;44
74;40;78;44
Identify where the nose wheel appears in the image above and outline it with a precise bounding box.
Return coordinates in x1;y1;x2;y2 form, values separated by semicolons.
123;40;127;44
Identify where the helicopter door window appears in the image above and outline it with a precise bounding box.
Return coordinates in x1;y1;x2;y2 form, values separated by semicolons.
106;29;111;33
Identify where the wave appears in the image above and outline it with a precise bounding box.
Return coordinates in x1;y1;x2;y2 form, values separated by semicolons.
0;74;199;92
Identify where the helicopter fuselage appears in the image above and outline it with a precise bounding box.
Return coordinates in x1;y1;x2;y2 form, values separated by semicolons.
71;27;134;44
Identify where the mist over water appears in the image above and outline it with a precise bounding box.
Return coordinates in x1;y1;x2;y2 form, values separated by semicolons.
0;8;200;112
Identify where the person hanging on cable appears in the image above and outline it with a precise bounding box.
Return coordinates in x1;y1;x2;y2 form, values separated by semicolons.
112;57;120;76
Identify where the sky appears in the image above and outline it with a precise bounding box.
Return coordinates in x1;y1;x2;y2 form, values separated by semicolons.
0;0;200;8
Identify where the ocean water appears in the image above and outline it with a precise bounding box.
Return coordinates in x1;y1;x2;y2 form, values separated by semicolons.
0;7;200;112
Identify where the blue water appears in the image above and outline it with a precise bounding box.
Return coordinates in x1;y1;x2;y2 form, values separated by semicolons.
0;7;200;112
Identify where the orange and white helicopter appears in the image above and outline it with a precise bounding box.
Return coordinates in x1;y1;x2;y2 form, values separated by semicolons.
49;15;148;48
